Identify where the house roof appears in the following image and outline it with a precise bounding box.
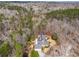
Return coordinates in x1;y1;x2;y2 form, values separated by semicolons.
35;33;48;49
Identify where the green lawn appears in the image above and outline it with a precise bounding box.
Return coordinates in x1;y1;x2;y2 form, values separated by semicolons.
31;50;39;57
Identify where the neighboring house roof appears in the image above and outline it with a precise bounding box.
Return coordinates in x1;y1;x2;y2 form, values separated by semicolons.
35;33;48;49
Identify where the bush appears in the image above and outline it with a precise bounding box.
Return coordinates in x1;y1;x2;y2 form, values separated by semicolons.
15;43;23;57
31;50;39;57
51;33;58;41
0;41;12;57
0;14;4;22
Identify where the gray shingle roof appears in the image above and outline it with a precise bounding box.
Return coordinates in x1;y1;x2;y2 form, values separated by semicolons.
35;34;48;49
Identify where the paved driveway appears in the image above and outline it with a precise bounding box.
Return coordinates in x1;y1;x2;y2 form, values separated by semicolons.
35;49;45;57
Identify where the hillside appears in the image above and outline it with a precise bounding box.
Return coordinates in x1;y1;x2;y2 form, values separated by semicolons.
0;2;79;57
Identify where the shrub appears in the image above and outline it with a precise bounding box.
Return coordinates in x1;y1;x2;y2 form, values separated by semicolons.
0;14;4;22
51;33;58;41
15;43;23;57
0;41;12;57
31;50;39;57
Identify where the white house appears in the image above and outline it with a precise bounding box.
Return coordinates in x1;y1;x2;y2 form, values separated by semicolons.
34;33;48;57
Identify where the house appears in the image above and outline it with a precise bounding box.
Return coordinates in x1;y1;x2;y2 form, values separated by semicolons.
35;32;49;51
